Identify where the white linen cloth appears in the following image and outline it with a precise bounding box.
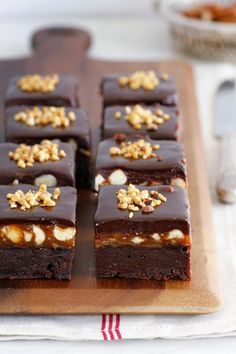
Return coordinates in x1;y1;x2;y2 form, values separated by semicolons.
0;64;235;341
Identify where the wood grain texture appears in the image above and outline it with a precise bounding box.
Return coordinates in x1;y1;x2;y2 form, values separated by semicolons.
0;27;222;314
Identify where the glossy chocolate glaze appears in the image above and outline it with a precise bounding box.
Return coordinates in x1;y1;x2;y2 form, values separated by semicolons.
102;73;178;106
5;106;90;149
5;75;79;107
0;184;77;226
103;104;179;140
95;185;190;235
0;142;75;186
96;136;186;180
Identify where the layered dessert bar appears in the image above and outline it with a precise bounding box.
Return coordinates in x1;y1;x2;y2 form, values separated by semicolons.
101;71;178;107
0;141;75;187
95;184;191;280
5;106;90;187
95;135;186;190
103;104;179;140
0;184;77;279
5;74;79;107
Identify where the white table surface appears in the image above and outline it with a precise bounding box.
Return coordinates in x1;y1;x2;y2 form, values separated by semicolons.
0;13;235;353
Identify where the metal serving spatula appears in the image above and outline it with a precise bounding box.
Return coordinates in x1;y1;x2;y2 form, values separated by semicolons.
215;79;236;203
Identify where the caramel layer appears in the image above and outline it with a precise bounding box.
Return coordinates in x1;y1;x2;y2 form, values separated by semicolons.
95;174;186;190
95;230;191;248
0;224;76;248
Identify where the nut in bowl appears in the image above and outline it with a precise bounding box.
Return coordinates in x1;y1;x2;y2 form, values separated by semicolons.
161;0;236;60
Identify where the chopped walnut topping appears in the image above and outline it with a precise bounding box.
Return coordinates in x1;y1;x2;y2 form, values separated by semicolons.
156;192;167;202
14;106;76;128
109;139;159;160
129;211;134;219
114;111;121;119
114;133;126;143
9;140;66;168
159;186;174;193
142;205;154;213
17;74;59;93
115;104;170;131
118;71;159;91
117;184;167;215
7;184;61;211
53;187;61;200
161;73;169;81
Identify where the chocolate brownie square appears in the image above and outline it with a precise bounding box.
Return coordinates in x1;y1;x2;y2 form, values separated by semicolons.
95;184;191;280
0;141;75;187
101;71;178;107
95;135;186;190
103;104;179;140
0;184;77;279
5;74;79;107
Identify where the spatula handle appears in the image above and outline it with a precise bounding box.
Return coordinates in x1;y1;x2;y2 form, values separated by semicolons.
217;134;236;203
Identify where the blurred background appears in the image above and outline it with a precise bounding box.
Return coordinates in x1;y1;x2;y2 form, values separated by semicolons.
0;0;155;16
0;0;159;59
1;0;236;61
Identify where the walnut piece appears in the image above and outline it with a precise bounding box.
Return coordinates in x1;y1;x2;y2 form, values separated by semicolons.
118;71;159;91
53;187;61;200
7;184;61;211
114;111;121;119
9;140;66;168
117;184;167;215
17;74;59;93
14;106;76;128
109;138;160;160
161;73;169;81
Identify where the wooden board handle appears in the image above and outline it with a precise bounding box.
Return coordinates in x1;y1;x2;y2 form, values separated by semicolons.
31;27;91;60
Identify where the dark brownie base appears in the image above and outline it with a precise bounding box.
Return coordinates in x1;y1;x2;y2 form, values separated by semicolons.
0;247;74;280
96;245;190;280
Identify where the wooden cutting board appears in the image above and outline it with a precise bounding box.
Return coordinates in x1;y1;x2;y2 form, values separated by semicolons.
0;27;222;314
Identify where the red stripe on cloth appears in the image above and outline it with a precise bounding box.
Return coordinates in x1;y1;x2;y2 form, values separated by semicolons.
101;314;108;341
108;314;115;340
115;314;122;339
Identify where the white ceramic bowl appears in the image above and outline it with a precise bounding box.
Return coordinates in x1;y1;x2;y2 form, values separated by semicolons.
161;0;236;60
